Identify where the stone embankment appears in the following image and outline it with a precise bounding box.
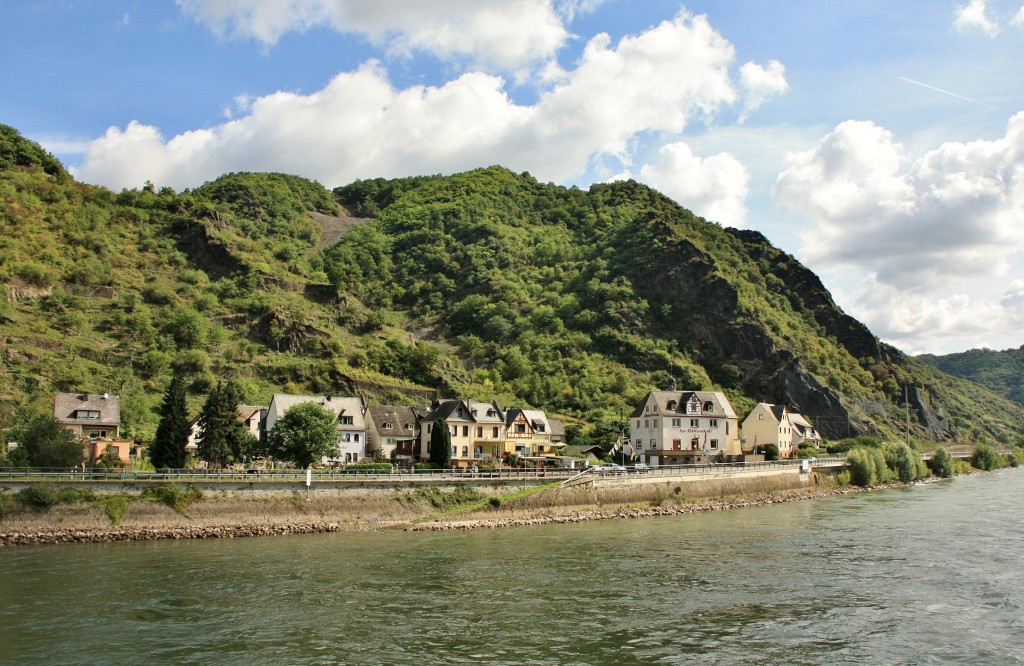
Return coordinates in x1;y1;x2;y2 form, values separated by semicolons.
1;521;342;546
408;485;876;531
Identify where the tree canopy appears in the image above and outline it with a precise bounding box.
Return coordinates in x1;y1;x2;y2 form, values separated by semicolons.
429;422;452;468
267;402;339;468
8;413;82;468
149;371;190;469
197;381;253;468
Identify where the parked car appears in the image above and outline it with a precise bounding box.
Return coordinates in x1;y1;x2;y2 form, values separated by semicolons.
630;462;651;473
593;463;626;475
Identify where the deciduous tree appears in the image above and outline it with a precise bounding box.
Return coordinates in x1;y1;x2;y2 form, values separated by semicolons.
267;402;338;468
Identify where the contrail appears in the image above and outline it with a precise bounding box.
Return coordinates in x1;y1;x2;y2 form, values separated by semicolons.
898;76;995;108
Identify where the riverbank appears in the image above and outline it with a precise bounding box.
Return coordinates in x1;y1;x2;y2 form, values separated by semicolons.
1;470;913;545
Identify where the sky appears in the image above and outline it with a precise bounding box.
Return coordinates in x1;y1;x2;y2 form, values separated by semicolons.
3;0;1024;356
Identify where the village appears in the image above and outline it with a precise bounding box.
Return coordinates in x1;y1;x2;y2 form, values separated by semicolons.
48;387;822;471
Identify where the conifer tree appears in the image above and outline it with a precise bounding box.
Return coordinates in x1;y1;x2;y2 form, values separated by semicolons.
197;381;248;468
429;421;452;468
149;371;189;469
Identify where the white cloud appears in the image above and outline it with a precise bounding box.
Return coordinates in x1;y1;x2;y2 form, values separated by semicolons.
738;59;788;121
619;142;749;227
1012;5;1024;26
954;0;999;36
775;113;1024;353
75;12;740;191
775;114;1024;288
557;0;607;21
175;0;569;73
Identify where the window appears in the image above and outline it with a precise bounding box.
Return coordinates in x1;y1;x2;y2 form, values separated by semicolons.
636;420;640;429
476;426;483;437
457;408;465;417
649;439;655;448
644;420;649;428
690;419;700;428
709;419;718;428
450;425;457;435
76;409;100;420
653;419;658;428
462;426;469;437
710;439;719;449
88;429;107;439
536;424;545;432
704;401;714;412
354;434;360;443
758;414;765;420
340;415;354;425
461;446;468;457
492;426;499;437
667;400;677;410
516;424;526;433
427;424;432;433
342;433;351;442
451;445;456;455
672;418;681;427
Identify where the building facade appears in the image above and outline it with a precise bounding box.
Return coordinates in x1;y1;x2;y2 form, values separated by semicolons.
630;390;741;464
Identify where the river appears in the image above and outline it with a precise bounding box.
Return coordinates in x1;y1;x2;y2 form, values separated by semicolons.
2;471;1023;664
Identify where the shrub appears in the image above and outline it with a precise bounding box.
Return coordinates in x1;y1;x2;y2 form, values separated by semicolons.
836;470;851;486
412;485;485;510
953;460;973;475
102;494;132;526
929;447;953;478
971;443;1004;471
344;463;394;472
651;487;669;507
141;484;204;515
846;448;876;487
489;496;502;508
883;443;922;483
16;483;94;508
0;491;16;517
762;443;780;461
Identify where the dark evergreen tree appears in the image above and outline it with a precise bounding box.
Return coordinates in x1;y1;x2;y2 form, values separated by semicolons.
428;421;452;468
149;371;190;469
197;381;249;468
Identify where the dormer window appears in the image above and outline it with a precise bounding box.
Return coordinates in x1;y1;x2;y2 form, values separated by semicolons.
704;401;714;412
666;400;677;411
686;396;702;415
76;410;101;420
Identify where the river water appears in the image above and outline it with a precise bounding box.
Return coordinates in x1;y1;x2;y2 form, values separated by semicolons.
2;471;1023;665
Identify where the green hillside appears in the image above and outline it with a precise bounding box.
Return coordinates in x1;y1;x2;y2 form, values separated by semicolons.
918;347;1024;406
1;124;1021;447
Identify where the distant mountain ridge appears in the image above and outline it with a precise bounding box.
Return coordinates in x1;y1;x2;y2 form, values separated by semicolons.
918;347;1024;406
2;123;1022;447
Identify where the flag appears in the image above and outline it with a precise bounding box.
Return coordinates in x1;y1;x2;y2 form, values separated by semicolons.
610;437;620;455
629;441;638;461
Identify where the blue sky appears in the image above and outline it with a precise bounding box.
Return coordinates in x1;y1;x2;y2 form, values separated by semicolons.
3;0;1024;355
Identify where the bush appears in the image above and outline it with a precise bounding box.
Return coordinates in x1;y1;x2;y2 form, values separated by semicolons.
846;448;876;487
141;484;204;515
0;491;16;517
762;443;780;461
883;443;923;483
929;447;953;478
16;483;94;508
836;470;851;486
344;463;393;472
412;485;485;510
488;496;502;508
971;443;1004;471
102;494;132;526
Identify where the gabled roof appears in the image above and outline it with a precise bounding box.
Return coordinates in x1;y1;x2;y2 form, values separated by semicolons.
770;404;788;422
237;405;265;420
367;405;419;438
548;418;566;437
268;394;366;429
53;392;121;427
631;390;737;419
788;413;814;429
422;399;504;424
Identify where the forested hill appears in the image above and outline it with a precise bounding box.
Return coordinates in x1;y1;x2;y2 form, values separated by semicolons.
918;347;1024;406
2;124;1022;447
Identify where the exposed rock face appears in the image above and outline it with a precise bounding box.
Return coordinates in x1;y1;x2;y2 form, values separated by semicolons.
907;384;950;439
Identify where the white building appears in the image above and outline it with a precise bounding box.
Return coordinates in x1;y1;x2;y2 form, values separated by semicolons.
630;390;741;465
741;402;795;457
265;394;367;464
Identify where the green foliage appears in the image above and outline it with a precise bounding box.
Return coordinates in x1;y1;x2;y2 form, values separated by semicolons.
971;443;1005;471
0;124;69;180
429;422;452;468
16;483;94;508
882;442;924;483
929;447;953;478
141;484;203;515
267;401;339;468
846;448;878;487
102;494;132;525
918;346;1024;405
150;371;190;469
197;381;253;468
411;485;485;510
7;413;83;468
761;443;780;461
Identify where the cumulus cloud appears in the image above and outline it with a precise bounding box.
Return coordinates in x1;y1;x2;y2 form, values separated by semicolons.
620;142;749;227
175;0;569;73
1012;5;1024;26
738;59;788;121
775;114;1024;288
76;12;740;191
839;275;1024;354
775;113;1024;353
954;0;999;36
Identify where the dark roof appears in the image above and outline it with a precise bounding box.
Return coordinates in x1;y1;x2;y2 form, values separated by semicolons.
367;405;419;437
53;392;121;427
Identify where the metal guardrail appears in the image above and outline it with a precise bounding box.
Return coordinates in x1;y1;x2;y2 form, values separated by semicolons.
0;456;846;483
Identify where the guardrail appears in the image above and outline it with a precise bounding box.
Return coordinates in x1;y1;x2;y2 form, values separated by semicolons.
0;456;846;484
